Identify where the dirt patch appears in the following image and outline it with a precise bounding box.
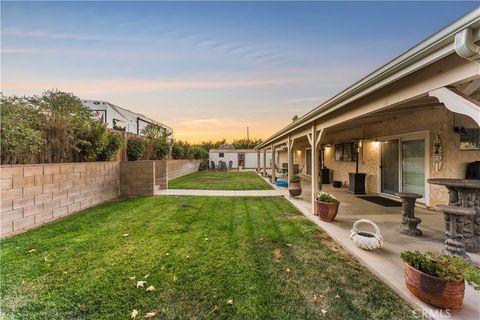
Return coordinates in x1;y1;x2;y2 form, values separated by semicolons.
312;232;350;258
273;247;282;263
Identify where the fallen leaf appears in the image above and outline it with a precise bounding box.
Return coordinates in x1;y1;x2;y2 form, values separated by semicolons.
136;281;146;288
144;311;156;318
205;237;209;241
286;267;291;273
211;305;218;313
21;279;26;285
227;299;234;305
146;285;155;292
165;253;169;256
43;257;48;262
335;294;340;299
286;243;292;247
123;234;129;237
28;249;36;253
130;309;138;319
274;248;282;263
144;274;150;279
129;276;136;280
185;255;190;259
173;275;177;282
321;309;327;315
63;271;68;274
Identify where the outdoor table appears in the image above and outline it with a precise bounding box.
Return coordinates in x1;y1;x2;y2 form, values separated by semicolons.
396;192;423;237
427;179;480;254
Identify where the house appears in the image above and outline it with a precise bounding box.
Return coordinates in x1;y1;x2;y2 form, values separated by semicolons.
209;146;272;169
255;8;480;209
81;100;173;137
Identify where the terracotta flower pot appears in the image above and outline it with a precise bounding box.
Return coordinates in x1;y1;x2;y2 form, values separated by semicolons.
404;263;465;310
315;200;340;222
288;181;302;197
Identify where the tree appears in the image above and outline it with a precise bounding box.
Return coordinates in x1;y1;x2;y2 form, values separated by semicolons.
171;140;194;159
231;138;263;149
0;95;44;164
31;90;93;163
142;124;171;160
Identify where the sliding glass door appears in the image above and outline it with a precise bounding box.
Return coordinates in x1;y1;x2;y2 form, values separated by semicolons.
381;140;399;194
402;139;425;197
381;138;425;200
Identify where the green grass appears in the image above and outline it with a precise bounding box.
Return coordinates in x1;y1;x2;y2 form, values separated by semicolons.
0;196;414;320
168;171;273;190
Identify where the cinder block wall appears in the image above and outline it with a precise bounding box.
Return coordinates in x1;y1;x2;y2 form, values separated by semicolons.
119;161;155;197
166;160;202;181
1;162;120;237
155;161;168;189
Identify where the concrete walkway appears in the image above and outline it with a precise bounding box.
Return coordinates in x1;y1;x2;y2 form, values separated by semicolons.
155;189;283;197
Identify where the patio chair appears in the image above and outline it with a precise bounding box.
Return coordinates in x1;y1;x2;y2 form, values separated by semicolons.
228;161;233;170
210;161;216;171
218;161;227;172
297;165;304;174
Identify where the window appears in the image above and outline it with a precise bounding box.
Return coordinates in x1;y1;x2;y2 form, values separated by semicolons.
219;153;224;158
113;118;126;131
334;142;357;161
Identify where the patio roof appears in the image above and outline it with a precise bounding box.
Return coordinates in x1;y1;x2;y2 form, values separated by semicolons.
256;8;480;149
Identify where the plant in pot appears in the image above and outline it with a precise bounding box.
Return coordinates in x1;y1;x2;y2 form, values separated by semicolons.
315;191;340;221
401;251;480;310
288;175;302;197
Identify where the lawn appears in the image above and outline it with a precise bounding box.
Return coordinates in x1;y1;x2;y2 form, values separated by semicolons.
0;196;414;320
168;171;273;190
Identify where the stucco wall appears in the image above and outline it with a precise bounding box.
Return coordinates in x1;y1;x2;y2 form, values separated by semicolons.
321;108;479;206
1;162;120;238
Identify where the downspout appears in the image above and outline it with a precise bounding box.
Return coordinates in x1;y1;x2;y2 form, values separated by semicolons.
454;28;480;62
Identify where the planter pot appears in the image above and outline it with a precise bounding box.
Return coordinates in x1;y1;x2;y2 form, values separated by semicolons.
288;182;302;197
315;200;340;222
404;263;465;310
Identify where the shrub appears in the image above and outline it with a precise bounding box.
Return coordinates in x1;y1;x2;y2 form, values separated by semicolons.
76;120;109;162
316;191;337;203
0;95;44;164
401;251;480;290
97;132;125;161
127;139;145;161
192;146;208;160
171;140;193;159
142;124;171;160
290;175;301;183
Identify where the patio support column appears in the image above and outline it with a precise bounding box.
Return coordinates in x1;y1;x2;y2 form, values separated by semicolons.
307;123;325;211
256;150;260;173
263;149;267;177
271;145;276;183
287;136;295;183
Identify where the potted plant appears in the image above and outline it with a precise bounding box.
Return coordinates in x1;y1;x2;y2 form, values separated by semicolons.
288;175;302;197
315;191;340;221
401;251;480;310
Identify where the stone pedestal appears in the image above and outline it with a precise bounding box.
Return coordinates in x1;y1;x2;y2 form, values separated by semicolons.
397;192;423;237
436;205;476;263
428;179;480;254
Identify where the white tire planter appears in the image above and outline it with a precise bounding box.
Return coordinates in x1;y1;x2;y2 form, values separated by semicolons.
350;219;383;251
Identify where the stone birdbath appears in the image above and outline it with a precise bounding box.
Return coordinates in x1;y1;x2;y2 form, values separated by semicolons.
427;179;480;258
396;192;423;237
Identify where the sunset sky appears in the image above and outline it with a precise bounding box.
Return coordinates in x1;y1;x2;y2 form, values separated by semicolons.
2;1;478;142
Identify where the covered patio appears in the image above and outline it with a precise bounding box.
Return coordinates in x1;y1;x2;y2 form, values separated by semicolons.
255;11;480;319
263;174;480;319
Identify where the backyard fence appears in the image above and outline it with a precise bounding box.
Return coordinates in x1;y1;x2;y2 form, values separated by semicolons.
0;159;201;238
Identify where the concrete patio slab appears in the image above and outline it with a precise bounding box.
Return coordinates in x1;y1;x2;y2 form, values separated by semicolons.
260;174;480;320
